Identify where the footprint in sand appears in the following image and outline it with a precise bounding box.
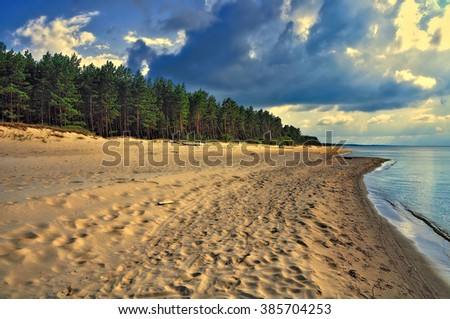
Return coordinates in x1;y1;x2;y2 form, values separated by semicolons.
74;218;91;229
45;197;69;207
102;213;119;221
21;231;39;240
81;193;104;201
52;236;77;247
0;241;17;256
129;210;144;217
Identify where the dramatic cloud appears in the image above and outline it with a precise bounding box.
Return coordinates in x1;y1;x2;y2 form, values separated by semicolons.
95;44;110;50
317;114;354;126
345;47;362;58
284;0;322;41
122;0;450;122
126;39;158;75
124;30;186;54
13;11;128;67
394;0;430;52
305;0;375;54
373;0;397;13
5;0;450;144
82;53;126;67
394;69;437;90
394;0;450;52
368;114;395;124
412;113;450;123
269;97;450;145
15;11;99;58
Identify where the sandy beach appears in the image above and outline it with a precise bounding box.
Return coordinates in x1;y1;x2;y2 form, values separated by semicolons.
0;124;449;298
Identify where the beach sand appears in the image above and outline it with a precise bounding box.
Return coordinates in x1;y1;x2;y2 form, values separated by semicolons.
0;124;449;298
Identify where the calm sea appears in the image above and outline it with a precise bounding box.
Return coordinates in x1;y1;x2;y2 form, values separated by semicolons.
348;146;450;282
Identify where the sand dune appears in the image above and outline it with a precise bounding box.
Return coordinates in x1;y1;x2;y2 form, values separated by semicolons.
0;124;449;298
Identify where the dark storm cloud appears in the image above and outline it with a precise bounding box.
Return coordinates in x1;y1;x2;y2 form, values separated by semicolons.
145;0;279;87
268;21;301;66
126;0;435;111
430;28;442;47
159;9;215;32
127;39;156;72
286;104;337;112
152;0;217;32
305;0;374;54
337;80;428;112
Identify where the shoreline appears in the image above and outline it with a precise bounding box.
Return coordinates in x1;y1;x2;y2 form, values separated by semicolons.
403;206;450;244
1;125;449;298
355;159;450;297
365;157;450;246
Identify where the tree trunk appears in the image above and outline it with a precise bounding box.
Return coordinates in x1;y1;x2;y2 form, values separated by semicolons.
40;93;44;124
89;93;94;131
9;91;13;122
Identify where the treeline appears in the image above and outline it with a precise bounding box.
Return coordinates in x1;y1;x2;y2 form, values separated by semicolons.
0;42;317;144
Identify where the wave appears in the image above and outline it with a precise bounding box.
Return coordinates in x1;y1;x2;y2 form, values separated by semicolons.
374;159;397;172
384;198;450;243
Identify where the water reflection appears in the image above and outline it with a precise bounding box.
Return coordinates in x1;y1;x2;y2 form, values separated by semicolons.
353;146;450;283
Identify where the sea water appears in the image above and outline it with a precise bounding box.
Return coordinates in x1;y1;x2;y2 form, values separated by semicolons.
348;146;450;282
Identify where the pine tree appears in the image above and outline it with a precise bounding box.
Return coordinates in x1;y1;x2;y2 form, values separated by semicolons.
0;49;30;122
0;44;311;143
172;83;189;137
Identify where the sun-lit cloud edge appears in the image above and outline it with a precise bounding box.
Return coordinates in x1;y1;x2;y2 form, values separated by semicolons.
123;30;186;55
13;11;126;67
14;11;99;58
267;97;450;145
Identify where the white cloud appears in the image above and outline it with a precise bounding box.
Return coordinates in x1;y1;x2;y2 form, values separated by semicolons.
316;114;354;126
82;53;126;67
412;113;450;123
13;12;126;68
15;11;99;59
412;113;436;123
12;38;21;46
345;47;362;58
204;0;235;12
374;0;397;12
300;119;311;128
140;60;150;77
205;0;215;12
268;96;450;145
428;5;450;51
124;30;186;54
294;14;318;41
124;31;173;47
394;69;437;89
368;114;394;124
281;0;292;22
436;126;445;133
394;0;430;52
248;49;257;59
393;0;450;52
281;0;322;41
95;44;110;50
175;30;187;46
368;24;379;38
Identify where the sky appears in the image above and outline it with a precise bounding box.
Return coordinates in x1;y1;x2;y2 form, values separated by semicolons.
1;0;450;145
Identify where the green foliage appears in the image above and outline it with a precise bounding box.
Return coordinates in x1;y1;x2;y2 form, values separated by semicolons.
0;49;31;122
221;133;233;142
278;135;294;146
0;44;314;142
